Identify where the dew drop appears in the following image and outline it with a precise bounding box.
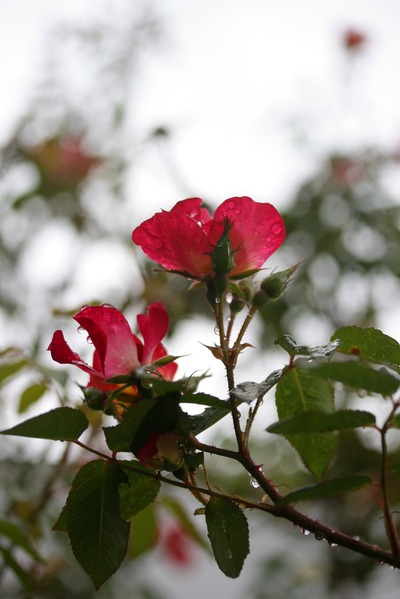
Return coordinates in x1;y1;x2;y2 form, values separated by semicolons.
215;297;221;304
329;543;338;548
213;325;219;335
272;222;282;235
353;535;360;541
314;532;325;541
225;292;233;304
250;477;260;489
86;336;93;344
300;528;310;536
77;326;85;334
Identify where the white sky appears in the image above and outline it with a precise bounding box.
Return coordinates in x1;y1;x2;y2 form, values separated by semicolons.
2;0;400;389
2;0;400;211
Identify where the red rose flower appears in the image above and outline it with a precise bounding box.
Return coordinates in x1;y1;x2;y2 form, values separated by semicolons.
132;196;285;279
48;302;177;390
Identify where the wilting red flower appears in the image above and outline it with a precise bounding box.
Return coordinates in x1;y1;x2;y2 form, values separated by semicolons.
48;303;177;392
132;196;285;279
138;431;183;470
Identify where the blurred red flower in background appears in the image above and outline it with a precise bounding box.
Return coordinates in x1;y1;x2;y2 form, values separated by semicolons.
343;28;368;52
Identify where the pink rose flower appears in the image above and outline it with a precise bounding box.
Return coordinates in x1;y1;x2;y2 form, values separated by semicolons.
132;196;285;279
48;302;177;391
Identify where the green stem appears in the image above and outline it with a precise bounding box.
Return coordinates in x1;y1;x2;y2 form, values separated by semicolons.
214;293;245;453
235;305;257;348
379;404;400;560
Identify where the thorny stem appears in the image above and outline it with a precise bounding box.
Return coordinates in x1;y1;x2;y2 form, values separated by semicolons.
75;439;400;569
235;304;257;348
244;395;264;448
379;400;400;561
214;294;245;454
225;308;236;346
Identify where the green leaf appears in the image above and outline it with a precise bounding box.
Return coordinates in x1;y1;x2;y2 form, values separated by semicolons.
276;369;337;478
309;361;399;396
66;460;130;589
188;406;230;435
119;463;160;519
130;394;186;457
205;497;249;578
0;360;26;384
0;547;33;592
52;505;68;532
267;409;376;435
18;382;47;413
0;520;43;562
181;392;229;409
275;336;341;360
103;399;157;452
152;354;181;367
0;407;88;441
231;369;284;403
332;326;400;369
278;475;373;505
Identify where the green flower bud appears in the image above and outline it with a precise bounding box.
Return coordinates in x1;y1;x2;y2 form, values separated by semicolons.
229;296;245;314
211;217;236;274
81;386;108;411
252;289;269;308
260;263;300;301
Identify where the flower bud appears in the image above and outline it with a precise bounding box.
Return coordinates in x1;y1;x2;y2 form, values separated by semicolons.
252;289;269;308
211;217;236;274
81;386;108;410
229;296;245;314
260;263;300;301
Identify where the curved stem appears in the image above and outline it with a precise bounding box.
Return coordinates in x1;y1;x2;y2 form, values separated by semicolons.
71;437;400;569
379;401;400;560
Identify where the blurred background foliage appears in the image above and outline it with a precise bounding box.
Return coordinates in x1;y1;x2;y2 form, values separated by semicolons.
0;2;400;598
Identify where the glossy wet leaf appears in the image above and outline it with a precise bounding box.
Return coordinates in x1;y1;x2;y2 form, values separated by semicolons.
119;463;160;519
276;369;336;478
66;460;130;589
267;409;376;435
309;361;399;396
205;497;249;578
332;326;400;369
278;475;373;505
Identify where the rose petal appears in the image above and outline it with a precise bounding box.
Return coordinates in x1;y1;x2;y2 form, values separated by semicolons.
74;305;139;379
137;302;169;364
47;330;97;376
211;197;285;274
133;209;213;277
